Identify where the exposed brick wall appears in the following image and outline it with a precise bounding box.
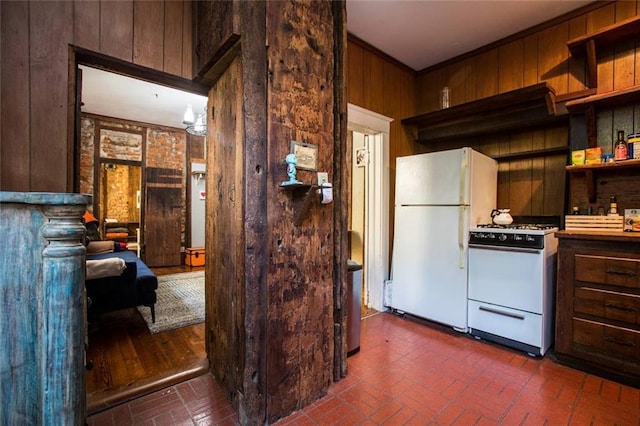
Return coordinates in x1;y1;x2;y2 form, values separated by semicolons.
103;164;140;222
79;114;187;245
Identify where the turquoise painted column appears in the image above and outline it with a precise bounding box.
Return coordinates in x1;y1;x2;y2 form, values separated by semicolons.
0;192;90;425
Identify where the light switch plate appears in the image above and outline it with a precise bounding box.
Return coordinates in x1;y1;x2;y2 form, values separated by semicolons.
317;172;328;185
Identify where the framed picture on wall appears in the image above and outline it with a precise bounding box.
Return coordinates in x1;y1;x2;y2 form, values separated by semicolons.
355;147;367;167
99;127;143;162
290;141;318;171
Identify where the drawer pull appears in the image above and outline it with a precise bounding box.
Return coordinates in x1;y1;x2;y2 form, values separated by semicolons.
605;269;637;277
604;337;635;347
604;303;637;313
478;305;525;320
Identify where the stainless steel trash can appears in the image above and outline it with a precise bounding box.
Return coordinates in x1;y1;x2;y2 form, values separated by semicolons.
347;259;362;356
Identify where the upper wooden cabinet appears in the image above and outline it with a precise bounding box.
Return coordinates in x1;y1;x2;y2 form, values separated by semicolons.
401;83;564;152
193;0;241;85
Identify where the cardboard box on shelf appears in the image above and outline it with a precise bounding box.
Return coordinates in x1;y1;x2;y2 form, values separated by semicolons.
571;150;585;165
624;209;640;232
585;147;602;164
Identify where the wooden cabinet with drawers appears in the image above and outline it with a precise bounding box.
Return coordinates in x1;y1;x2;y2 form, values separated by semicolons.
555;231;640;386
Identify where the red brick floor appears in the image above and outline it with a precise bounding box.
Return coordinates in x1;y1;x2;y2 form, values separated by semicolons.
88;312;640;425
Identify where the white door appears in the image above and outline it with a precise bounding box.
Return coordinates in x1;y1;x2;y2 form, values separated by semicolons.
390;205;469;330
395;148;468;206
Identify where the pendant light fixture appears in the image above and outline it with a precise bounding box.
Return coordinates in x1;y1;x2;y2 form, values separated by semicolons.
183;104;207;136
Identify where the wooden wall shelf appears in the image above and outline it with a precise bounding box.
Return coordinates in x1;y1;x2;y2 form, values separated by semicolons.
563;16;640;148
566;159;640;203
280;183;317;225
565;85;640;114
401;83;561;144
567;16;640;56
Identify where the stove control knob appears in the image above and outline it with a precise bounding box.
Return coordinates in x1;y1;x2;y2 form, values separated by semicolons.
514;234;523;241
526;235;535;242
498;233;507;241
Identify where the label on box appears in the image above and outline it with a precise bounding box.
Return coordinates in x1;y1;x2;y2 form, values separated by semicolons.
624;209;640;232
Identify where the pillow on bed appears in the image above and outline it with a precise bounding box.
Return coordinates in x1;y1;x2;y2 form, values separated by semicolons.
86;258;126;280
86;240;115;254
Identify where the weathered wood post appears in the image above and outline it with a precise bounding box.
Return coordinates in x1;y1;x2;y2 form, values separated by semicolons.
0;192;90;425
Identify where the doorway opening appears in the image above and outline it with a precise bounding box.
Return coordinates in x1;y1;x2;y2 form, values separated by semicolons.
347;104;393;313
73;49;210;414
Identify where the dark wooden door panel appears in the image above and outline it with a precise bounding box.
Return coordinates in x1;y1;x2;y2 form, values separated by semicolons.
144;168;182;267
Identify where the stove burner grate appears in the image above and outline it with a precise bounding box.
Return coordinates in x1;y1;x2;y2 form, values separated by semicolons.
476;223;556;231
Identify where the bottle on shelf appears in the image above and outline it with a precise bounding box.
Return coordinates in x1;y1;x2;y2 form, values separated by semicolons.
614;130;628;161
609;196;618;215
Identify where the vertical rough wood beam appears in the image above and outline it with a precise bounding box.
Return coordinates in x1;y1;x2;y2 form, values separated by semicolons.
239;1;268;425
332;0;349;381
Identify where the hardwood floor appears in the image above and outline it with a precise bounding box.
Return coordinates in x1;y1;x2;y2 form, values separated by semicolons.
86;265;207;415
85;264;375;415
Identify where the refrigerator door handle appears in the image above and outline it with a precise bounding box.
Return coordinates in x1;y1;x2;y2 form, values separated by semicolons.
458;206;467;269
459;154;468;205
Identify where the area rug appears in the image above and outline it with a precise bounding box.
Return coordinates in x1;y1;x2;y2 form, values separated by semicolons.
137;270;204;334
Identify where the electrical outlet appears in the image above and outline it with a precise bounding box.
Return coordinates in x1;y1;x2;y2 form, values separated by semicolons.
317;172;328;185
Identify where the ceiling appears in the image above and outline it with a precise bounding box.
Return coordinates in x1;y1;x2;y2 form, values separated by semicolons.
346;0;593;71
80;0;594;128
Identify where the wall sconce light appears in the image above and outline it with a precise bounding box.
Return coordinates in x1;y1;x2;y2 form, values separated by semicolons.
183;104;207;136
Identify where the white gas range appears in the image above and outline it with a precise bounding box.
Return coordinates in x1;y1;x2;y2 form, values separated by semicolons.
467;223;558;356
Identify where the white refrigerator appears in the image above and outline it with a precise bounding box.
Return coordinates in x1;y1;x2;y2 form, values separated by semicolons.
388;147;497;331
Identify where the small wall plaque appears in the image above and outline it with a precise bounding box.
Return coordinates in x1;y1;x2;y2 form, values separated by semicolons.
290;141;318;171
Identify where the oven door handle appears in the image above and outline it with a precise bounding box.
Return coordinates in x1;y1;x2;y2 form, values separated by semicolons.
478;305;525;320
468;244;541;254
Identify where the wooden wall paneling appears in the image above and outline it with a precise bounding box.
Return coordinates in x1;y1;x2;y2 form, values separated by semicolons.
498;39;524;93
182;0;193;79
537;22;570;95
73;0;100;52
507;133;534;215
543;126;569;215
347;42;365;107
523;34;539;87
615;0;638;23
163;1;184;76
416;67;445;113
462;57;477;104
587;6;617;150
133;1;164;70
0;1;30;191
610;3;637;142
496;134;512;210
447;60;467;107
530;129;547;214
474;49;499;99
567;14;588;94
366;53;384;113
589;4;616;92
30;1;73;192
100;0;134;62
